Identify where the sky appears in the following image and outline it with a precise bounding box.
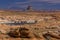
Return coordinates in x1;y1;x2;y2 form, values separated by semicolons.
0;0;60;10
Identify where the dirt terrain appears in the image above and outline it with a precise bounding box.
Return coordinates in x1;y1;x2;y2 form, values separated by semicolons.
0;11;60;40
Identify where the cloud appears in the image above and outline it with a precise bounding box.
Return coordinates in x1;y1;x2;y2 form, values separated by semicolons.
8;1;29;10
15;2;29;4
7;0;60;10
30;0;60;3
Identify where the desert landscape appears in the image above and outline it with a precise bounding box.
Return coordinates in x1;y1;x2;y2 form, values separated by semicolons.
0;10;60;40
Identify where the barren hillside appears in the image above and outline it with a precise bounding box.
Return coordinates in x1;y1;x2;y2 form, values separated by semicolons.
0;11;60;40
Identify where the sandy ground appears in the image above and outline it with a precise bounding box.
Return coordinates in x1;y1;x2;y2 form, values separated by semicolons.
0;11;60;40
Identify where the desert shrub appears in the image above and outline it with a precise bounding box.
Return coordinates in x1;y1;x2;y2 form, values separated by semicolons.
19;27;30;38
7;27;31;38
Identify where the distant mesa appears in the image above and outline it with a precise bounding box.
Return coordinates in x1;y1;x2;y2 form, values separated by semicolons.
26;5;33;11
0;10;5;12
